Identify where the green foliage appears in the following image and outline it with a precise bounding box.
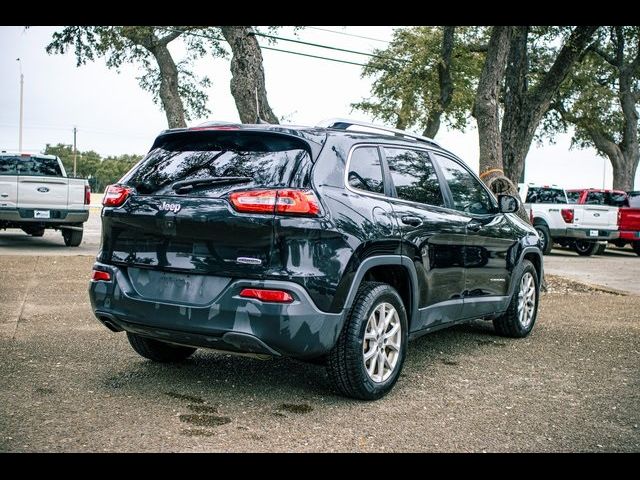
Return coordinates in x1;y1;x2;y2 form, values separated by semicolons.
44;143;141;192
46;26;226;121
352;26;485;135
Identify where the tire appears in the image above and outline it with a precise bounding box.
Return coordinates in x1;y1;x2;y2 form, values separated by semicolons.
327;282;408;400
633;241;640;256
595;242;607;255
573;239;599;256
534;224;553;255
22;227;45;237
126;332;196;363
62;228;83;247
493;259;539;338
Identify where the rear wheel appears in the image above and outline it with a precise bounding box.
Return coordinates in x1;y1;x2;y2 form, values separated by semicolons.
327;282;408;400
62;227;83;247
595;242;607;255
493;260;539;338
126;332;196;363
573;240;599;256
534;224;553;255
633;241;640;256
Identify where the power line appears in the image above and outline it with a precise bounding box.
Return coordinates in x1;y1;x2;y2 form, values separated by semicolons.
306;26;391;44
155;26;395;70
250;31;404;63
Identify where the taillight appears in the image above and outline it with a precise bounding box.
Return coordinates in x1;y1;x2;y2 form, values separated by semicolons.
561;208;574;223
529;208;534;224
103;185;132;207
91;270;111;282
84;184;91;205
229;189;320;216
239;288;294;303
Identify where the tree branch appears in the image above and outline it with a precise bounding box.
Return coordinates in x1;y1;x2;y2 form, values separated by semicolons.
158;29;183;45
588;44;618;67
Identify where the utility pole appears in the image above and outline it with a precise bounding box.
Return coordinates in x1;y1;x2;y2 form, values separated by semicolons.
73;127;77;177
17;58;23;152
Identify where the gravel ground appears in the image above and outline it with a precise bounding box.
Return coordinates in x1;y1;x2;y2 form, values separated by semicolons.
0;256;638;452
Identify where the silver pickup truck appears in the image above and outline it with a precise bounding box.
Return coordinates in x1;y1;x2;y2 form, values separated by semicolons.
519;183;619;256
0;152;90;246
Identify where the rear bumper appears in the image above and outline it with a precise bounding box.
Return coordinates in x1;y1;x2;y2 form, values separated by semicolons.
88;262;344;360
0;207;89;224
619;231;640;242
549;227;619;241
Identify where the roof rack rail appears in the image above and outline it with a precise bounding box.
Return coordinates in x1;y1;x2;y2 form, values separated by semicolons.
316;118;440;147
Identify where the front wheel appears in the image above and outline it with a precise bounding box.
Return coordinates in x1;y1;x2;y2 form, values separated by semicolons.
534;224;553;255
493;259;539;338
573;240;599;256
327;282;408;400
62;227;83;247
126;332;196;363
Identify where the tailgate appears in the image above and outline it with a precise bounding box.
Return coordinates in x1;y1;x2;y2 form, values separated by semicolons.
575;205;618;229
17;176;69;209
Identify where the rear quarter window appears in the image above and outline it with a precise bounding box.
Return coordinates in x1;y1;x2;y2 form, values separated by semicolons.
0;156;18;175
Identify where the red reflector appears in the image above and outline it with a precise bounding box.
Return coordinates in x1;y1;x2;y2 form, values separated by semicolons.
229;189;320;216
103;185;132;207
85;184;91;205
561;208;574;223
239;288;294;303
92;270;111;282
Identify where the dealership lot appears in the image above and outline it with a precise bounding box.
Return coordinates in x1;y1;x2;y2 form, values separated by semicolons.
0;215;639;451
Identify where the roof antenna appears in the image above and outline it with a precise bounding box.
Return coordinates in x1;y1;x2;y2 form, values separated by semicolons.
255;87;269;124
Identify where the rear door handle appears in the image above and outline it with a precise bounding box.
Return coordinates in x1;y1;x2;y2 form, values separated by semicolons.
401;215;422;227
467;220;483;232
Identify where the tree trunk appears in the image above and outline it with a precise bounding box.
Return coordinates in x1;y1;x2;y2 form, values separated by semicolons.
220;26;279;124
423;26;455;139
612;153;637;191
150;44;187;129
473;26;512;177
501;26;599;183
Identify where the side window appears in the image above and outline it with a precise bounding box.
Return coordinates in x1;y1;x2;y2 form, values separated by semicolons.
347;147;384;194
433;154;495;215
385;148;444;206
0;156;18;175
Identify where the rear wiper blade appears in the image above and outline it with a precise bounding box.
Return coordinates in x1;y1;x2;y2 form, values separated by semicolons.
171;176;252;192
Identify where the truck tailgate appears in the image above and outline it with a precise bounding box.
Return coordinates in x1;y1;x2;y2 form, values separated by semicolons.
17;176;69;209
575;205;618;229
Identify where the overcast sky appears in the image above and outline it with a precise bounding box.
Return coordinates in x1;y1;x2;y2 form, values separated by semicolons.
0;25;637;190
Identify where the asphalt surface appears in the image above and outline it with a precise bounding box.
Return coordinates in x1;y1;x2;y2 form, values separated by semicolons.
1;256;638;452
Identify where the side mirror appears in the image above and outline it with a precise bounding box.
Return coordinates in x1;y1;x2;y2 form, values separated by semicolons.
498;194;520;214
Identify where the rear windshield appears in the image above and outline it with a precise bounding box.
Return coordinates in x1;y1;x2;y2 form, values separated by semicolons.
122;132;312;196
525;187;566;204
566;191;580;203
1;155;63;177
585;191;629;207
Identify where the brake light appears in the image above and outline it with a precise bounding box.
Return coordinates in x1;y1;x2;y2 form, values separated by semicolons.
229;189;320;216
561;208;574;223
84;184;91;205
91;270;111;282
239;288;294;303
103;185;132;207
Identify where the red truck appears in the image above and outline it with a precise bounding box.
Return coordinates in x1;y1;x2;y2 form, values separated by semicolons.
567;189;640;255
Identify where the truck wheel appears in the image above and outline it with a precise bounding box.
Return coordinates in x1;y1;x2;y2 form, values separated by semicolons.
534;224;553;255
595;242;607;255
22;227;45;237
327;282;408;400
633;241;640;256
62;228;83;247
493;259;539;338
127;332;196;363
573;240;599;256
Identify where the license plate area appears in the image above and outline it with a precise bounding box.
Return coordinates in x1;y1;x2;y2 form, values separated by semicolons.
34;210;50;219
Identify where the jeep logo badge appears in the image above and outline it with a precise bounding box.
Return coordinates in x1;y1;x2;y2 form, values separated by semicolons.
37;186;50;193
159;201;181;213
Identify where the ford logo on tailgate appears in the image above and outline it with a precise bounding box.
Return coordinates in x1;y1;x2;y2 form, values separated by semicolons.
37;186;50;193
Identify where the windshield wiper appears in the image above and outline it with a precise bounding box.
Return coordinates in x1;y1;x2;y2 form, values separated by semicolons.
171;176;252;193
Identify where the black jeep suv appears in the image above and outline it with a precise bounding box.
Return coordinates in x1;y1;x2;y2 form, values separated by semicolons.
89;119;542;400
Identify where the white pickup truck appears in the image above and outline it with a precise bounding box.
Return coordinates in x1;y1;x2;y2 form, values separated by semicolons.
0;152;90;246
519;183;619;256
